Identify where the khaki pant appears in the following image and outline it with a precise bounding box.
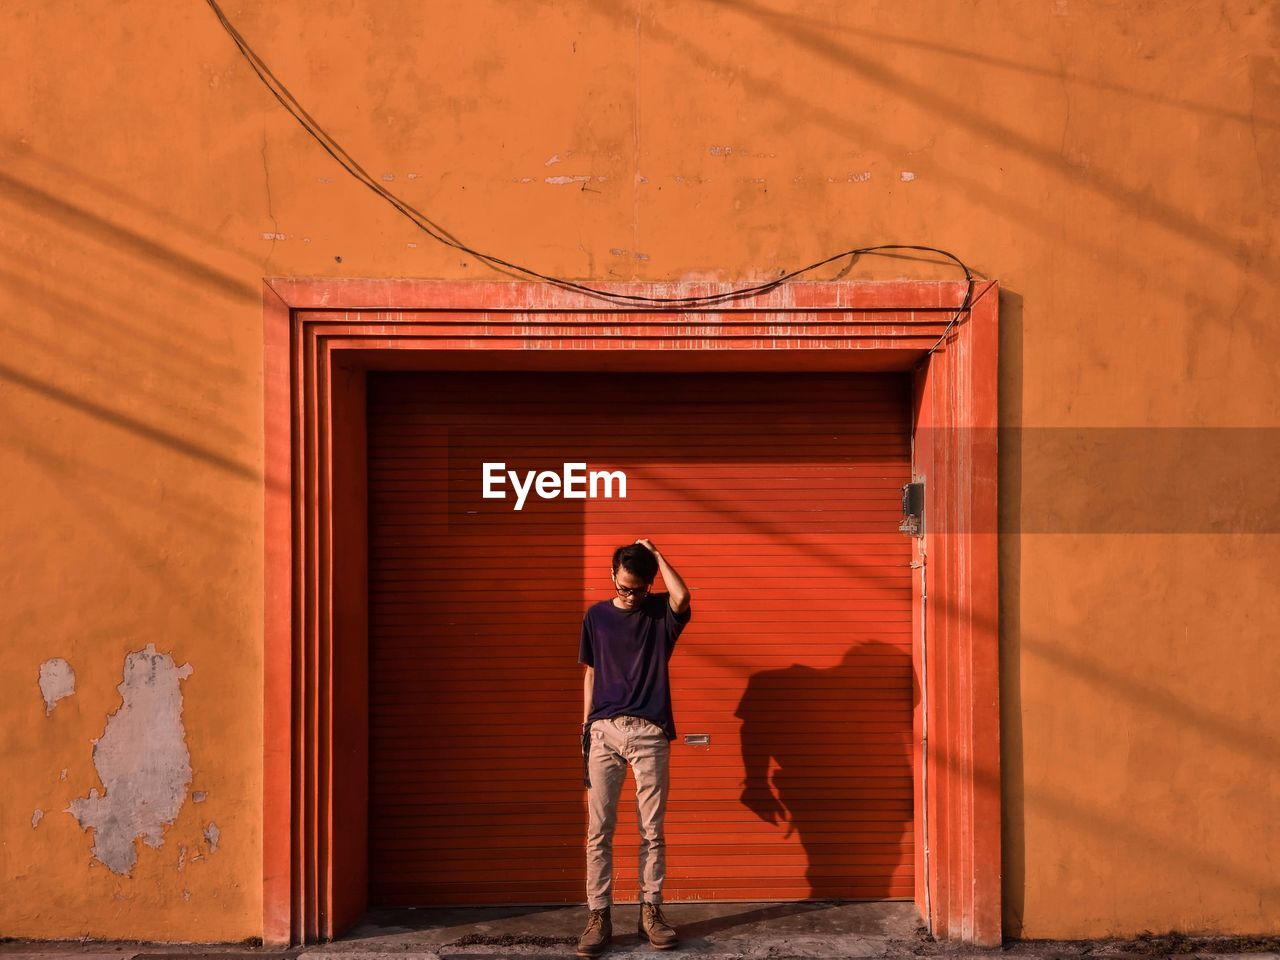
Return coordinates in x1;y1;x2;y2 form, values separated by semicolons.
585;715;671;910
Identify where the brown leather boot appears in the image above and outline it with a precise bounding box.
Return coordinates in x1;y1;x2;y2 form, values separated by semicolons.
638;901;679;950
576;905;612;957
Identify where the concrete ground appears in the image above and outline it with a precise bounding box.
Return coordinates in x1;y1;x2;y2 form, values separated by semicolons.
315;900;918;959
2;901;1278;960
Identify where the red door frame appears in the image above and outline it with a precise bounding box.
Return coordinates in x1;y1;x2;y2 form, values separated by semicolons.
262;278;1000;946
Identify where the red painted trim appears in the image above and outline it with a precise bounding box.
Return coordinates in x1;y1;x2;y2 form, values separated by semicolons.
912;281;1001;945
261;281;293;947
909;359;931;925
301;322;321;941
966;285;1001;944
261;279;999;946
265;278;973;312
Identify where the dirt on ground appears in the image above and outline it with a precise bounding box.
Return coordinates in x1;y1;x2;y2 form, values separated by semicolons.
4;927;1280;958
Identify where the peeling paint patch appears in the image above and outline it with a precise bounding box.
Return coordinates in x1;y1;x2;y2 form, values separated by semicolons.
635;174;649;184
261;231;286;241
900;171;917;182
192;790;207;803
203;821;220;853
178;844;188;871
182;889;191;901
709;145;733;156
544;175;591;185
38;658;76;715
60;768;68;781
381;173;395;181
32;809;43;828
544;153;562;166
65;644;194;875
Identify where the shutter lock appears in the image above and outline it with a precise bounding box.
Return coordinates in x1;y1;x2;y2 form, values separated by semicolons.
900;481;925;537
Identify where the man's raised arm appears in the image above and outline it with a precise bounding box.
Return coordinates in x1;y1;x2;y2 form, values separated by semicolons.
635;538;690;614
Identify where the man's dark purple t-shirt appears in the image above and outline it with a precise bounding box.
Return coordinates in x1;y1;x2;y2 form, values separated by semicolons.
578;591;692;742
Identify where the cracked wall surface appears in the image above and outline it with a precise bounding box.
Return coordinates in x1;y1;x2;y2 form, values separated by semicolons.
65;644;194;875
38;658;76;715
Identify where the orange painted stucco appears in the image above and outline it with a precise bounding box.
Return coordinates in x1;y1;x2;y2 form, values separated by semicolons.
1;0;1276;943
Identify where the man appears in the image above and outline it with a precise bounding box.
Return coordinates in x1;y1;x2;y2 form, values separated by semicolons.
576;538;692;956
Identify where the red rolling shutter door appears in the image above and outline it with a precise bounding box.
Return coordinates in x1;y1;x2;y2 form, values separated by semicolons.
368;370;914;906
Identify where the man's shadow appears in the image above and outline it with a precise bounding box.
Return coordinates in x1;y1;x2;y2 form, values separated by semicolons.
734;640;915;899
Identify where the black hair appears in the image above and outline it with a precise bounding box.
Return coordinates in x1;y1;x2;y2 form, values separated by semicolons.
612;544;658;583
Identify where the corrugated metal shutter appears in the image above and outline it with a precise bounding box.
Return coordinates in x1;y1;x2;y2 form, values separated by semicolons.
368;370;914;906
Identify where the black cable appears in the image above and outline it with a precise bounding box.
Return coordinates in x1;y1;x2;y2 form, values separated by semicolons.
204;0;975;344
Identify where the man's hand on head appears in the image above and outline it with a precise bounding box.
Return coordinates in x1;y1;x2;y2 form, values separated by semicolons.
636;540;691;613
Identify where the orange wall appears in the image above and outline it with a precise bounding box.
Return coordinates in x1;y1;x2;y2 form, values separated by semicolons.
1;0;1276;942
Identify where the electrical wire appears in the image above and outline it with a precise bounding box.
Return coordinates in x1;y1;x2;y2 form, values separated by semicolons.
204;0;975;347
